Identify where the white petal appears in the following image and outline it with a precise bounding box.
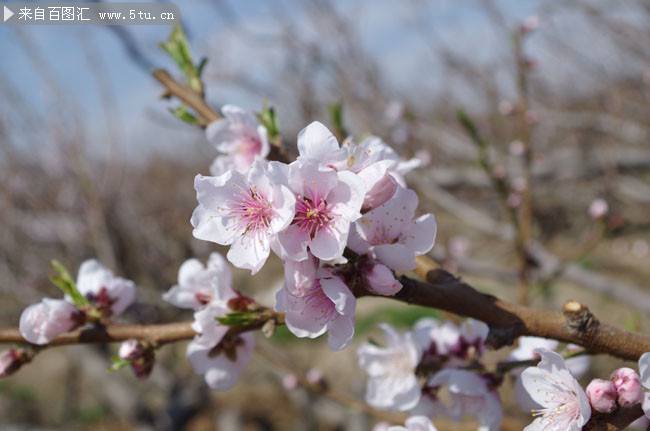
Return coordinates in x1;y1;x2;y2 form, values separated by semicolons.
227;232;270;274
297;121;340;161
269;184;296;234
275;224;309;261
310;222;348;261
327;314;355;351
401;213;437;256
76;259;112;296
373;243;416;272
320;275;355;315
639;352;650;388
329;170;365;221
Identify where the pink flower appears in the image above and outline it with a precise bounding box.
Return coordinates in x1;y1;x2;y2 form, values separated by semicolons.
275;160;364;262
163;253;235;310
357;324;421;411
427;369;502;431
586;379;617;413
76;259;136;317
192;160;296;274
520;349;590;430
187;303;255;390
207;105;269;175
349;185;436;272
275;256;356;351
611;367;644;407
295;123;416;212
19;299;81;345
388;416;438;431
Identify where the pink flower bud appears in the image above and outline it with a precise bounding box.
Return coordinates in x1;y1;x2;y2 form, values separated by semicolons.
589;199;609;220
0;349;29;378
119;339;144;361
586;378;617;413
19;298;81;345
509;140;525;157
611;367;644;407
362;173;397;212
306;368;323;385
282;373;298;390
365;263;402;296
520;15;539;34
499;100;514;116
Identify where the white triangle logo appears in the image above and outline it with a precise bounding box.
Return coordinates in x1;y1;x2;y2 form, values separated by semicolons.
3;6;14;22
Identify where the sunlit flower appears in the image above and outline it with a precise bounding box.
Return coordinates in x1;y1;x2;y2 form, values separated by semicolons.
207;105;269;175
349;185;436;272
357;323;421;411
192;160;295;274
275;255;356;351
76;259;136;317
520;348;590;431
275;160;364;262
163;252;235;310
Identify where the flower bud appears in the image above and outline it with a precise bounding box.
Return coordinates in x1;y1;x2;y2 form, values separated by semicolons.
589;199;609;220
0;349;30;378
19;298;82;345
586;378;617;413
119;339;143;361
365;263;402;296
611;367;644;407
281;373;298;391
362;173;397;212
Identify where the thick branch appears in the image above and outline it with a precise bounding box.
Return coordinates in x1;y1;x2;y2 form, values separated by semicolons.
389;257;650;361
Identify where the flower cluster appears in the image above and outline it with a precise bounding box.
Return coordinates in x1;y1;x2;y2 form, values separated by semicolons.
19;259;136;345
193;114;436;352
357;318;502;430
162;252;255;390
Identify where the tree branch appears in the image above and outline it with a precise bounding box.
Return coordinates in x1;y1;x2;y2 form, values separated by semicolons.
387;256;650;361
152;69;220;124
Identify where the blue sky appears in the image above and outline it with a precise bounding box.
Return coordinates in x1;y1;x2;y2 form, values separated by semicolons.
0;0;545;159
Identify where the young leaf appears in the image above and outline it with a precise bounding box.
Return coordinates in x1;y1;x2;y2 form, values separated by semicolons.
169;106;199;125
216;311;260;326
258;105;280;139
160;25;203;94
108;355;130;372
50;260;88;307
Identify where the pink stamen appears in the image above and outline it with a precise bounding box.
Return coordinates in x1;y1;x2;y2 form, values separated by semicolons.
293;195;333;238
229;187;274;234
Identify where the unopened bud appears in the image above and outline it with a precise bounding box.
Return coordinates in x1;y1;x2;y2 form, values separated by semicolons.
520;15;539;34
586;378;617;413
118;339;154;379
0;348;30;378
306;368;323;385
589;198;609;220
611;367;644;407
281;373;298;390
119;339;143;361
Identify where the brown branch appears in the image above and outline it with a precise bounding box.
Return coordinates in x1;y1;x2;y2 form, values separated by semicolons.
152;69;220;124
387;256;650;362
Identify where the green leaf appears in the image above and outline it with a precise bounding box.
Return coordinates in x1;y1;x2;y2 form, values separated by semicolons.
329;102;347;139
50;260;88;307
196;57;208;77
160;25;203;93
108;356;130;372
216;311;260;326
169;106;199;125
258;104;280;139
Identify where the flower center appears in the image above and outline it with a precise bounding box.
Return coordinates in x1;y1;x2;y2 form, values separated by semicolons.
293;196;332;238
231;187;274;234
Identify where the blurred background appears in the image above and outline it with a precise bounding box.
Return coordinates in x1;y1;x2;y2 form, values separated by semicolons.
1;0;650;430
